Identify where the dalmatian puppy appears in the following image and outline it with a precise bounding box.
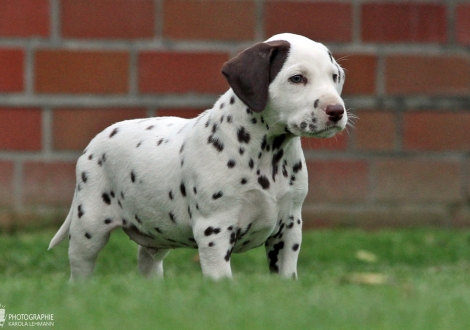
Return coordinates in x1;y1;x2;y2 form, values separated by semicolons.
49;33;347;280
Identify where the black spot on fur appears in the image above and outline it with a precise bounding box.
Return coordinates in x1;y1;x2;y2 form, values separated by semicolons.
193;187;197;194
102;193;111;205
314;99;320;108
292;243;300;251
261;135;267;150
268;241;285;273
212;123;218;134
78;204;84;218
272;134;286;150
239;147;245;155
188;206;192;219
122;218;127;226
146;125;154;130
227;160;236;168
241;178;247;184
180;143;185;153
110;191;115;198
225;249;232;261
208;242;214;247
251;117;257;124
272;149;284;181
227;115;233;123
101;153;106;162
88;154;93;160
293;161;303;173
220;102;225;109
237;126;251;144
273;223;285;239
204;226;221;236
109;127;119;138
282;165;288;178
180;183;186;197
85;232;92;239
212;191;223;200
169;190;173;200
169;212;176;223
258;176;270;189
81;171;88;183
104;218;113;224
258;175;270;189
154;227;163;234
220;115;224;123
135;214;142;224
258;152;262;159
207;135;224;152
131;171;136;183
230;96;235;104
249;158;254;169
157;138;164;146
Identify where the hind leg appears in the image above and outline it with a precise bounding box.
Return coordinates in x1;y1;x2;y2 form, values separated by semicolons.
68;231;111;280
138;246;170;278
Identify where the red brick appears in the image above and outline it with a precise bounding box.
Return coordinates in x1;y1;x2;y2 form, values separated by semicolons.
265;2;352;42
456;4;470;45
0;0;49;37
403;112;470;151
385;55;470;95
301;133;348;151
373;159;462;203
0;161;14;206
336;53;377;95
35;50;129;94
139;52;229;93
163;0;255;41
0;108;42;150
361;3;446;43
157;108;206;119
0;48;24;92
53;108;147;151
23;161;76;206
61;0;155;39
354;111;396;151
306;160;369;203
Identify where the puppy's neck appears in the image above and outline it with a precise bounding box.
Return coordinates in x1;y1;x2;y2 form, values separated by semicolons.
212;90;296;146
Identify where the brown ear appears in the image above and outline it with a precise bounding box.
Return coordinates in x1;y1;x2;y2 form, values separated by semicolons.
221;40;290;112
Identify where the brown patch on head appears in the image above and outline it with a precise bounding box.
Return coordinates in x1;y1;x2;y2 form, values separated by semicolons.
221;40;290;112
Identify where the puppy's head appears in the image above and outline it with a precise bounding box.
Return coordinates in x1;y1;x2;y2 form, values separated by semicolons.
222;33;347;138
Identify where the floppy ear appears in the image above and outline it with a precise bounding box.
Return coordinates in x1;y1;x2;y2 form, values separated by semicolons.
221;40;290;112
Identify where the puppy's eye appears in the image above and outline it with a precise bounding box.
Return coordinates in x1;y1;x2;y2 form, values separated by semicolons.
289;75;305;84
332;74;338;83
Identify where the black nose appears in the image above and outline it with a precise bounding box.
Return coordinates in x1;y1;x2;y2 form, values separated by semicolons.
325;104;344;123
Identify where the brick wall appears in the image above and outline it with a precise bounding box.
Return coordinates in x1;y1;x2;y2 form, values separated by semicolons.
1;0;470;229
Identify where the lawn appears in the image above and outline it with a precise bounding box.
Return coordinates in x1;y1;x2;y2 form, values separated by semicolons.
1;228;470;329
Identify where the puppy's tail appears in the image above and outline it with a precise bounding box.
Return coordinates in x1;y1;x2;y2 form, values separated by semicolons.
48;206;73;250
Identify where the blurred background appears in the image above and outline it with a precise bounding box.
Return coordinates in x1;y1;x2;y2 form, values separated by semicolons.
0;0;469;230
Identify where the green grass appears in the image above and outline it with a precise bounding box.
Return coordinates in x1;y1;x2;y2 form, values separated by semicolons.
1;228;470;329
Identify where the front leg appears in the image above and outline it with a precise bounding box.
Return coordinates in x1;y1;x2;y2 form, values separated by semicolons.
265;215;302;279
193;220;234;280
